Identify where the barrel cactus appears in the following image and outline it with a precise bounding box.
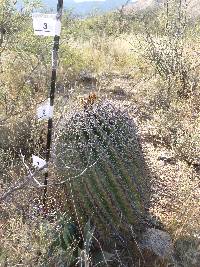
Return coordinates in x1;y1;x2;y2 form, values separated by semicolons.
54;98;150;238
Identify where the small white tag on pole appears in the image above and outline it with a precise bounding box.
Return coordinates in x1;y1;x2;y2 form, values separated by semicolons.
32;13;61;37
32;155;46;169
37;99;54;121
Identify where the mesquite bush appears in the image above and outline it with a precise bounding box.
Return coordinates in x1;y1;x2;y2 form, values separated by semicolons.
55;100;150;237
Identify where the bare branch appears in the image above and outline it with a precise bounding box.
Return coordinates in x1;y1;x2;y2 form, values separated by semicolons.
0;165;46;202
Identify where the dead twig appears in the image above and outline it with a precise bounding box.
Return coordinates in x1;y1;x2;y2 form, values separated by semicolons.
0;166;46;202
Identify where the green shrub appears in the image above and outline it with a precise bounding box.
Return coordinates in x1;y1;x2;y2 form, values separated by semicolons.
142;0;200;100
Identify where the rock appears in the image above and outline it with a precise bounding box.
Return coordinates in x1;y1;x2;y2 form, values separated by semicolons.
56;81;65;94
78;70;97;84
174;237;200;267
111;85;126;96
139;228;175;267
157;152;176;165
191;157;200;171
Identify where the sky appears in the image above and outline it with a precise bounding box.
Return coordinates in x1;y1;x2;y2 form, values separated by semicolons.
74;0;105;2
74;0;137;1
73;0;136;1
17;0;137;4
41;0;137;4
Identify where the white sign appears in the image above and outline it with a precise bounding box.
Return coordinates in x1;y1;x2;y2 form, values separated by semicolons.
32;13;61;37
37;99;54;121
32;155;46;169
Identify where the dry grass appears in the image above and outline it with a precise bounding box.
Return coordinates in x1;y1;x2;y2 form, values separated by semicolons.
63;34;142;74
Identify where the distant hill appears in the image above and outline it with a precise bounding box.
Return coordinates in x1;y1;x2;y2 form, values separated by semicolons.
126;0;158;11
38;0;200;17
126;0;200;17
42;0;133;15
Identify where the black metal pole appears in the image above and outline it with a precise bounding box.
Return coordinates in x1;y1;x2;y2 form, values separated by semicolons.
43;0;63;210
